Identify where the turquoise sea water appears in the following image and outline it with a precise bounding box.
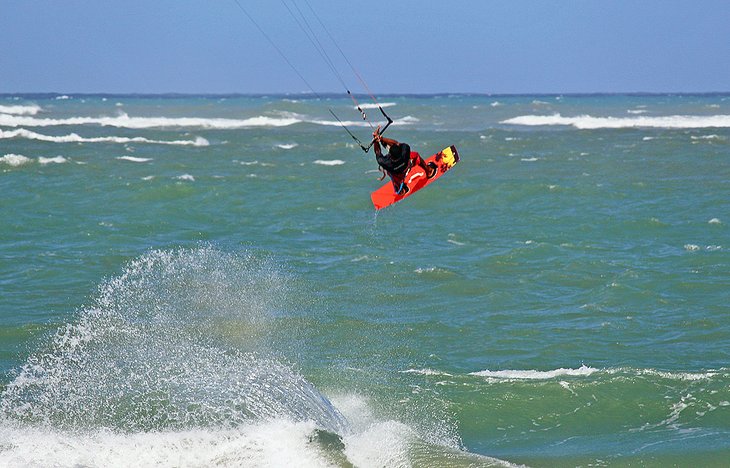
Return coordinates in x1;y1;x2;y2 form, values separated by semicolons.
1;93;729;466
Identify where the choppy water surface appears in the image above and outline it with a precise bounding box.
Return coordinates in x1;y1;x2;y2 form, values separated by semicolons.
1;93;729;466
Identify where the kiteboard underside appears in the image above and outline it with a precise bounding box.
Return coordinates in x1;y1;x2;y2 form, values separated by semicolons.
370;145;460;210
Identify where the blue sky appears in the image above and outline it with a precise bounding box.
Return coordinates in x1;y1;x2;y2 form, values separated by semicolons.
1;0;728;94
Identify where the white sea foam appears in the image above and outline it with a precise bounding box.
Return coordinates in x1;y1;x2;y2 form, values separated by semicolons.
38;156;68;164
331;394;509;468
502;113;730;129
0;409;511;467
0;422;337;468
400;368;453;377
470;366;723;383
683;244;722;252
691;134;725;141
0;128;208;146
116;156;153;163
0;103;42;115
276;143;299;150
175;174;195;181
313;160;345;166
0;153;32;166
633;369;718;381
471;365;598;380
708;218;721;224
627;109;648;115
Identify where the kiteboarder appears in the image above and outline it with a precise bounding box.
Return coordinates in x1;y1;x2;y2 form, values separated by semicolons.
372;126;437;194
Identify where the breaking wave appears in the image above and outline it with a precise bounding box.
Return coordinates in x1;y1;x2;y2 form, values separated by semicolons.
0;247;512;467
0;103;42;115
502;113;730;129
0;128;208;146
0;247;346;434
470;365;598;380
469;365;723;382
0;112;299;129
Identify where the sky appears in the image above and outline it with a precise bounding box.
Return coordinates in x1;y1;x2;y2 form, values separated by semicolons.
1;0;729;95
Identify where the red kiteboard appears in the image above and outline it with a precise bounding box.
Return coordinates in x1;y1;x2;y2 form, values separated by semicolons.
371;145;460;210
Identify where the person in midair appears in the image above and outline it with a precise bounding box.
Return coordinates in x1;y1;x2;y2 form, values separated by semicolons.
372;126;436;194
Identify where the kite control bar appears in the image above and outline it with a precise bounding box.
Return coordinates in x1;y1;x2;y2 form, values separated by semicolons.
360;106;394;153
329;104;393;153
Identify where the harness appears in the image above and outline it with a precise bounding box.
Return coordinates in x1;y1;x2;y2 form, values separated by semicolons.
376;143;411;175
376;143;413;195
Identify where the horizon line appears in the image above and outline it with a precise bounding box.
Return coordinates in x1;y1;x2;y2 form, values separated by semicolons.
2;91;730;99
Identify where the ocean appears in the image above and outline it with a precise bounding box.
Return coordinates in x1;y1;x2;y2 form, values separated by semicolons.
1;93;729;466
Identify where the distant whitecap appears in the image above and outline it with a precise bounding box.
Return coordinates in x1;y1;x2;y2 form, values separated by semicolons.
38;156;67;164
502;113;730;129
0;128;207;146
313;160;345;166
413;267;450;275
398;115;420;124
116;156;153;163
691;134;724;141
0;153;32;166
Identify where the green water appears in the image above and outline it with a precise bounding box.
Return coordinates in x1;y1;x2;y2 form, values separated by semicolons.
1;94;729;466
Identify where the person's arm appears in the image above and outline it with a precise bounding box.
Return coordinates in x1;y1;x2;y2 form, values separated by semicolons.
372;126;383;157
373;126;399;155
373;135;383;157
378;135;399;147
